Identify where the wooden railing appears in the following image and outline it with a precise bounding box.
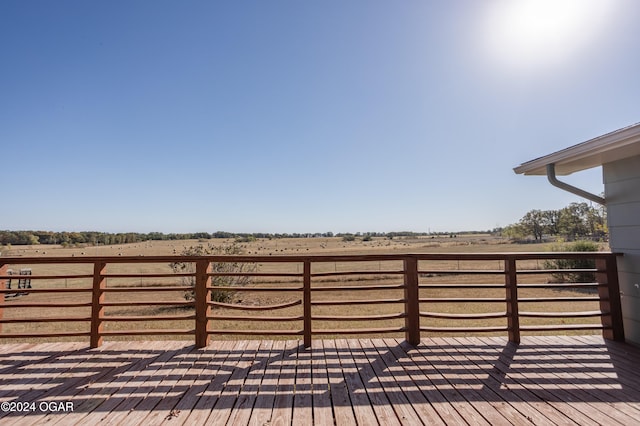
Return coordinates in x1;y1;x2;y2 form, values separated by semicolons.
0;252;624;348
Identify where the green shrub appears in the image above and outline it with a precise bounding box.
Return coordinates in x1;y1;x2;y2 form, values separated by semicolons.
544;241;599;283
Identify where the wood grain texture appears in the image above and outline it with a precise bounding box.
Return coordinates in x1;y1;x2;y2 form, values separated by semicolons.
0;337;639;425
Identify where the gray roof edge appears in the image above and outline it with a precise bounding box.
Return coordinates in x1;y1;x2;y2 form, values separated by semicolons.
513;122;640;176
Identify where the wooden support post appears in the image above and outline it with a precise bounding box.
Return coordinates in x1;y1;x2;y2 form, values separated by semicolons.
0;263;6;334
303;260;312;349
596;256;625;341
505;258;520;344
195;260;212;348
90;262;106;348
404;257;420;345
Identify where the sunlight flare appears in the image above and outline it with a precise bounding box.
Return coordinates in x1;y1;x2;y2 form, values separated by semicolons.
479;0;617;73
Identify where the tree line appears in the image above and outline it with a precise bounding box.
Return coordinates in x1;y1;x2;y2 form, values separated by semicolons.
499;202;607;242
1;202;605;247
0;230;475;246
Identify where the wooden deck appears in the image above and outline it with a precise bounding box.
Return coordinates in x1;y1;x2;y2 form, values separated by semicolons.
0;336;639;425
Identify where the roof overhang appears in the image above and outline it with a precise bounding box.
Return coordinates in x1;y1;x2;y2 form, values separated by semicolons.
513;122;640;176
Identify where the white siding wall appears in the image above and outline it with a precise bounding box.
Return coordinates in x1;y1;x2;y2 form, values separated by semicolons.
604;154;640;345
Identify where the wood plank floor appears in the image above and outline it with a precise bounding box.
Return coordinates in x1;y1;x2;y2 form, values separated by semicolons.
0;336;639;425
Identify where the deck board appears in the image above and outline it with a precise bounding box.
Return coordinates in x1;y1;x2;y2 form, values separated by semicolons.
481;336;615;426
451;336;579;425
0;336;639;425
185;339;245;425
361;338;426;424
270;339;298;426
70;341;188;426
334;338;378;425
535;335;640;424
348;339;402;426
397;338;492;425
227;340;274;426
389;340;455;426
322;339;357;425
310;340;333;426
291;340;313;426
247;339;285;426
423;337;520;425
442;336;568;425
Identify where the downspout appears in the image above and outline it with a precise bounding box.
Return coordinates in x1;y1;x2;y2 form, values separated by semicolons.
546;164;606;205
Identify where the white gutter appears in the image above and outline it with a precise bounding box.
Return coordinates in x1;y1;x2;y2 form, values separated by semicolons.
514;123;640;205
546;164;605;205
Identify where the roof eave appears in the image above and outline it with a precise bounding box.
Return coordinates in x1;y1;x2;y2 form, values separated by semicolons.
513;122;640;176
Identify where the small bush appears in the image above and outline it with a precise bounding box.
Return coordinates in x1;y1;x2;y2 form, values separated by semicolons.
544;241;599;283
169;243;256;303
235;235;256;243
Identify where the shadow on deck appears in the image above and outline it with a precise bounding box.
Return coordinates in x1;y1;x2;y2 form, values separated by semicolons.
1;335;639;425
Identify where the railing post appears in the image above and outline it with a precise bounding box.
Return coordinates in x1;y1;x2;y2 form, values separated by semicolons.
0;263;6;334
303;260;312;348
90;261;106;348
195;260;212;348
404;256;420;345
505;258;520;344
596;256;624;341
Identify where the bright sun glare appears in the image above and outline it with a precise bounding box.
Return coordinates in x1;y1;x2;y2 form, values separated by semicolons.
480;0;616;74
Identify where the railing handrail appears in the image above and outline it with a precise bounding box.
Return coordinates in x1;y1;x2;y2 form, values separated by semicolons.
0;251;622;265
0;252;625;348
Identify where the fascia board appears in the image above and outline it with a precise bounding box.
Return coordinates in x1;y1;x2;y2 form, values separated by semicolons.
514;122;640;176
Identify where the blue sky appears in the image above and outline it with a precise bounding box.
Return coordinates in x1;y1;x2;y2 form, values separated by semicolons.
2;1;639;234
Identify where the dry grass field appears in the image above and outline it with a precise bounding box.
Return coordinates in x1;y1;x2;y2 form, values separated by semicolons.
0;235;610;343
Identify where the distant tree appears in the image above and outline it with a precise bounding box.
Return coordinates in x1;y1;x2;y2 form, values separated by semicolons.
192;232;211;240
519;210;546;241
557;202;607;241
212;231;233;238
499;224;521;240
542;210;561;236
585;204;607;240
558;203;589;240
510;201;607;242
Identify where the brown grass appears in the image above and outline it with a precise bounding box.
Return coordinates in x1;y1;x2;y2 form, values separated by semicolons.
0;236;609;343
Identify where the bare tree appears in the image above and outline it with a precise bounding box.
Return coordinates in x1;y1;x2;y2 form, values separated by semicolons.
169;243;256;303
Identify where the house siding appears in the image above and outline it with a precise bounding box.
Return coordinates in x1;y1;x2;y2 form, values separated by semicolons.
604;154;640;345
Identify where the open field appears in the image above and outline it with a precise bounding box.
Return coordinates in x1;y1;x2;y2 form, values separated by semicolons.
0;236;612;343
2;234;516;256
